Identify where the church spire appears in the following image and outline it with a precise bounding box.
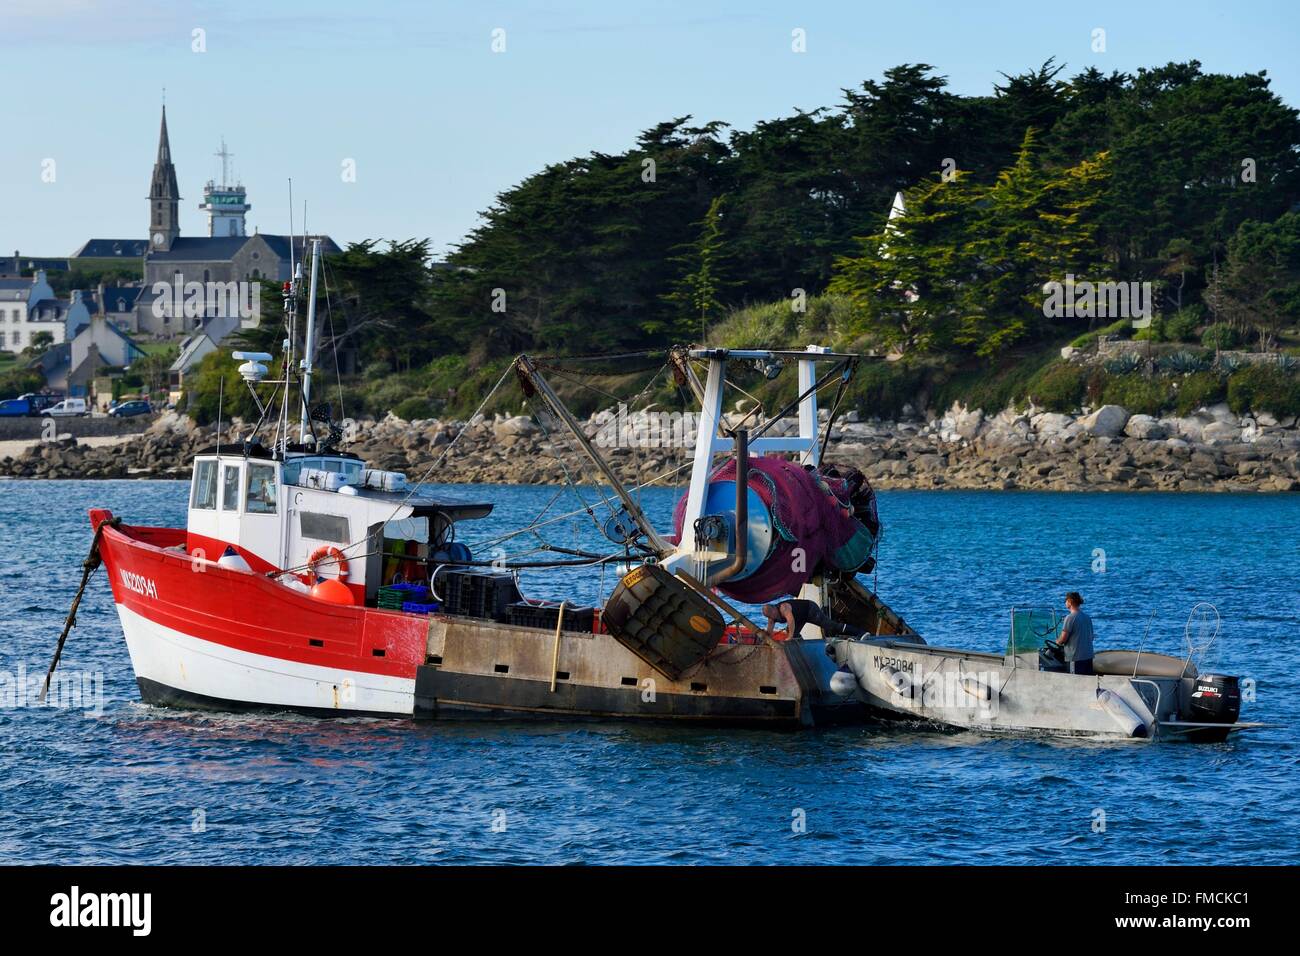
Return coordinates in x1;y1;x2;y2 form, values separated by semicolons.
148;104;181;251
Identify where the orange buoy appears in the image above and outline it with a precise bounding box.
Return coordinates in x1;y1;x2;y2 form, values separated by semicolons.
310;577;353;605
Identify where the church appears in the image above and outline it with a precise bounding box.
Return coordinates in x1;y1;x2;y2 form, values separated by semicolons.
73;107;341;340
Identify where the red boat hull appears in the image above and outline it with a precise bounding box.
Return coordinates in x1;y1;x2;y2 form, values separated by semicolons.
91;509;428;716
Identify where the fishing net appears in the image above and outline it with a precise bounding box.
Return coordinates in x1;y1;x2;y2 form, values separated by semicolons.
671;456;876;604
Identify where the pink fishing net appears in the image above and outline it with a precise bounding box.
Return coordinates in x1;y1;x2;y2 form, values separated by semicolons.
671;456;874;604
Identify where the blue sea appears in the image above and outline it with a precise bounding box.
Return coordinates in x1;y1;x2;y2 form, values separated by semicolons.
1;479;1296;865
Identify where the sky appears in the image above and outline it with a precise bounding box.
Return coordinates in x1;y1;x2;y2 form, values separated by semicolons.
1;0;1298;258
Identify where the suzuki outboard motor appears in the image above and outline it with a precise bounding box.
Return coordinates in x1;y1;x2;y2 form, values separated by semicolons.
1180;674;1242;724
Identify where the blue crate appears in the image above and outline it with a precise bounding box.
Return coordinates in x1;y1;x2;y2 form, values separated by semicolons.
401;601;441;615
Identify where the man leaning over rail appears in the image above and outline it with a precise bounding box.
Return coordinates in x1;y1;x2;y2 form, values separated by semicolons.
760;599;867;641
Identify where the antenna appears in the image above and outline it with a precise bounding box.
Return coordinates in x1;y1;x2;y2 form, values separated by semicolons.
216;373;223;457
287;178;296;284
215;138;233;188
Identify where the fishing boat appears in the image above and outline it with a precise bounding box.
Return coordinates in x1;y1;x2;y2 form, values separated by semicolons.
824;603;1259;742
48;240;891;725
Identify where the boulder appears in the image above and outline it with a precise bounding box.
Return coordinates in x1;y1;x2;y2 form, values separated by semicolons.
1030;412;1076;439
1166;415;1210;443
1205;402;1236;423
1081;405;1130;438
1202;420;1242;443
1123;414;1166;440
493;415;539;440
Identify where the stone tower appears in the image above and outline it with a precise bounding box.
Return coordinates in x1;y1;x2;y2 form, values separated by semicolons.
147;105;181;252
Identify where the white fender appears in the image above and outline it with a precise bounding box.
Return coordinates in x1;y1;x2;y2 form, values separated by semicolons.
1097;688;1149;738
828;670;858;697
961;675;993;702
216;546;252;573
878;664;913;699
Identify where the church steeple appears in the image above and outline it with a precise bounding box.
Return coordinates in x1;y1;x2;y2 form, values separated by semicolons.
148;105;181;251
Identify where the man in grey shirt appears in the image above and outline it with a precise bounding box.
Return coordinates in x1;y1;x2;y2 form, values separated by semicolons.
1055;591;1096;675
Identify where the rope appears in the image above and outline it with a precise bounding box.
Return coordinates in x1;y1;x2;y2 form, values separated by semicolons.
40;517;118;702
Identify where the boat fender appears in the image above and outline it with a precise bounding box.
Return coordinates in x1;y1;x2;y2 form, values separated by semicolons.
1097;688;1149;738
216;546;252;573
828;669;858;697
879;664;913;699
961;675;993;702
307;545;350;581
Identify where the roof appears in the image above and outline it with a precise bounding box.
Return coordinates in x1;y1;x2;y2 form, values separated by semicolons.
256;234;343;259
28;341;70;373
28;298;69;321
147;236;251;262
100;286;143;313
72;238;150;258
170;332;214;372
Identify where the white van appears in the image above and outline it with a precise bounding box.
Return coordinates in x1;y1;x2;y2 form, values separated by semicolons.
46;398;88;417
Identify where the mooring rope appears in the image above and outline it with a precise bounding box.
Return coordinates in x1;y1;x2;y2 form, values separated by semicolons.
40;517;119;702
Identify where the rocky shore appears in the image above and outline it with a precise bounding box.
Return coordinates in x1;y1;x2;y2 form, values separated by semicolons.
2;403;1297;493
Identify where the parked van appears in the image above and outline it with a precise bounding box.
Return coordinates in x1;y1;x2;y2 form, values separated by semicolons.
46;398;88;417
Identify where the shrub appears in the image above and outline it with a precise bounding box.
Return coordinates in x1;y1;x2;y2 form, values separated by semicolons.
1100;373;1170;416
1166;307;1203;343
1158;350;1210;375
1174;371;1226;415
392;396;436;421
1103;353;1144;375
1068;318;1132;349
1025;362;1087;412
1202;323;1239;349
849;360;925;419
1226;365;1300;417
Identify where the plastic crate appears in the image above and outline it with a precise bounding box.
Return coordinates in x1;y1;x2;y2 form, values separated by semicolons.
379;582;431;609
505;600;594;633
440;569;519;620
401;601;441;615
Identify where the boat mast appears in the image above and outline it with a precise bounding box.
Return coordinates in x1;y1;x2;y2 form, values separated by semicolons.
299;238;321;443
278;261;301;457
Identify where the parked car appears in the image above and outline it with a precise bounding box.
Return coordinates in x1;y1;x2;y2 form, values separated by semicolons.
109;400;153;418
0;398;33;417
46;398;88;417
18;392;63;415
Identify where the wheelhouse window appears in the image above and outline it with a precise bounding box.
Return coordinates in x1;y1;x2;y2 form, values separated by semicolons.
220;463;242;511
191;460;217;509
246;463;278;514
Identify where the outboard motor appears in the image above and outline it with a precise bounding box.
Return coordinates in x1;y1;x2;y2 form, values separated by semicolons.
1180;674;1241;724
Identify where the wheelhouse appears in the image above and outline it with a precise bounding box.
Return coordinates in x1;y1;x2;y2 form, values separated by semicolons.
186;447;492;605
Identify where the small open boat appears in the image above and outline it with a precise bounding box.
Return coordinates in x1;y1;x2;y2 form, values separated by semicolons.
824;596;1259;742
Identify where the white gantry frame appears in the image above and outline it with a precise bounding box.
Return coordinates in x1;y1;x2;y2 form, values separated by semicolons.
664;345;850;571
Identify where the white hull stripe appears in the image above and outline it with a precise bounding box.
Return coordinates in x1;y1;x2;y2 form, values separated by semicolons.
117;604;415;715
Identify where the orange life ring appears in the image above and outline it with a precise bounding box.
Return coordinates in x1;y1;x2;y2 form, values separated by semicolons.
307;545;350;581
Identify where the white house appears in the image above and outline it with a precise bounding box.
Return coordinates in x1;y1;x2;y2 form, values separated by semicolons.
0;270;65;354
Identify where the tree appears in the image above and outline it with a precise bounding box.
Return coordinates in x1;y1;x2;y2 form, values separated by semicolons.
660;196;735;342
831;130;1112;357
1203;212;1300;350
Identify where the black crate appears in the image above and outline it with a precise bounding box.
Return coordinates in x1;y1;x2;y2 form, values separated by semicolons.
505;601;594;633
438;569;520;620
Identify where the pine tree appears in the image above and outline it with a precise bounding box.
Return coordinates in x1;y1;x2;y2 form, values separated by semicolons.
659;196;735;343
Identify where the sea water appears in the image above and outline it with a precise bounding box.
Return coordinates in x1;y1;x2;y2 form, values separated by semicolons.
0;480;1295;864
